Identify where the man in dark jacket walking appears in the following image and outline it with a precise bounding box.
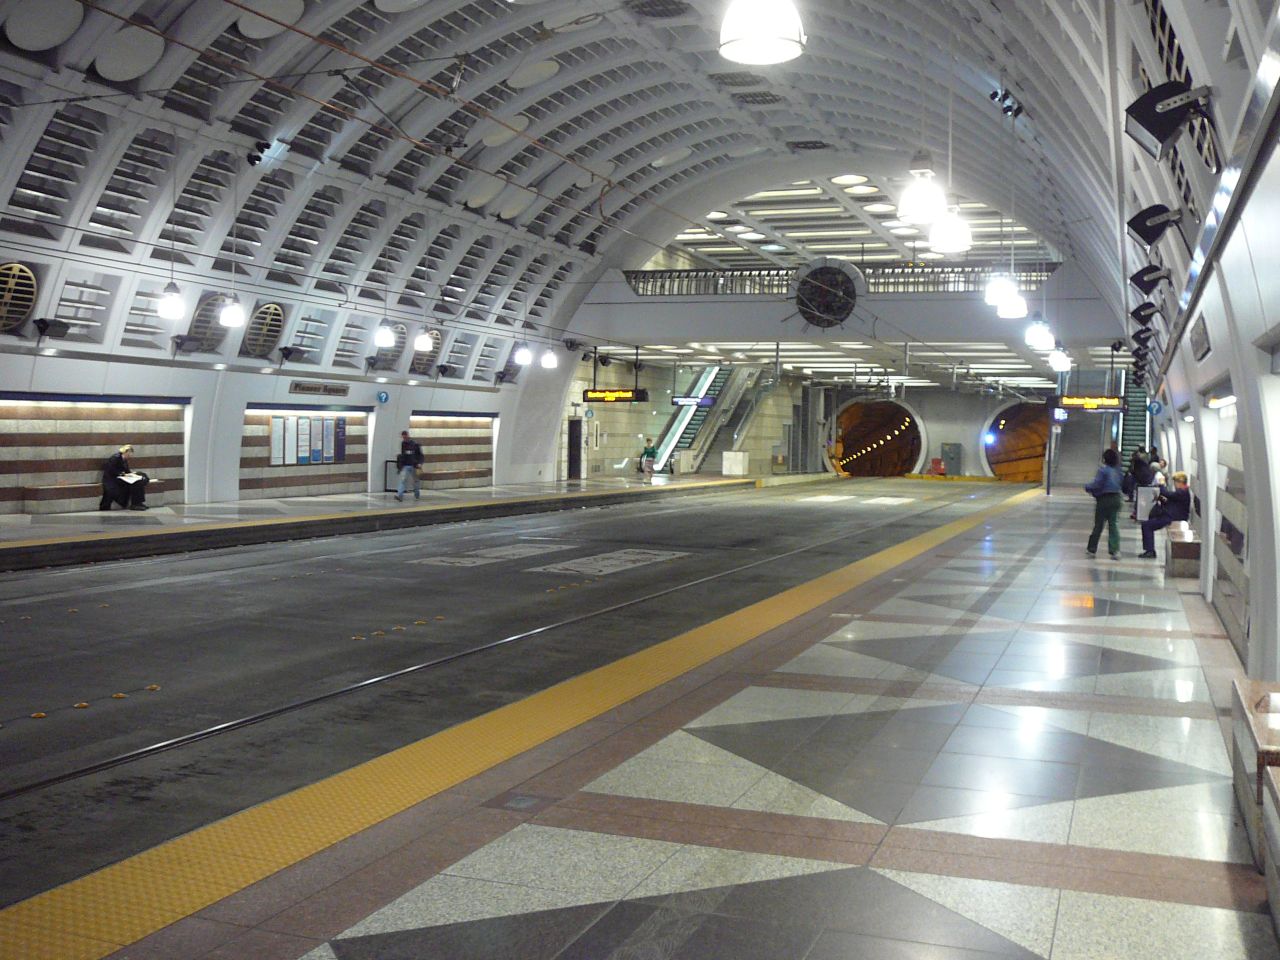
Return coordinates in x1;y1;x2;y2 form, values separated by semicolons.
1139;472;1191;558
395;430;424;502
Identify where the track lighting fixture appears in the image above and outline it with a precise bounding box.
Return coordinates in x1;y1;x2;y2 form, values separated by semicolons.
1125;80;1221;171
1129;265;1171;296
1127;204;1187;251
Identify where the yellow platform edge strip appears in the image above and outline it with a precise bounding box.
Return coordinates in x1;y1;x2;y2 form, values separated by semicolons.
0;479;753;552
0;486;1040;959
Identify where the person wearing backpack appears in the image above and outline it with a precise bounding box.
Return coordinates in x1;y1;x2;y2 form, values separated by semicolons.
395;430;425;501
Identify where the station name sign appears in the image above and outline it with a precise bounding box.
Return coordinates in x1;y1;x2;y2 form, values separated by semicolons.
671;395;715;407
583;388;649;403
1054;394;1127;412
290;381;350;397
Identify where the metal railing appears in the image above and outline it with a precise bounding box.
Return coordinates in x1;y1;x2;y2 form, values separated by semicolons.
623;263;1061;298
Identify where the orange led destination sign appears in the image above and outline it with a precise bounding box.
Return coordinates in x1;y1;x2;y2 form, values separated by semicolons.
583;388;649;402
1054;395;1127;412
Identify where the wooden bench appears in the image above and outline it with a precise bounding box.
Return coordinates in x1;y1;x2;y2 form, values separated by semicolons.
21;481;167;514
1165;524;1200;577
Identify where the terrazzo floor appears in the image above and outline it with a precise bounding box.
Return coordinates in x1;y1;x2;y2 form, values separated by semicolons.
107;490;1275;960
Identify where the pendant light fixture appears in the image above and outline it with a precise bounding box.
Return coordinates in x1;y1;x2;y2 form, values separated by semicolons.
1024;319;1055;351
373;323;396;349
1048;345;1072;372
719;0;807;65
219;155;246;328
991;112;1026;318
157;126;187;322
513;344;533;365
929;52;972;255
539;348;558;369
413;328;435;352
899;151;946;227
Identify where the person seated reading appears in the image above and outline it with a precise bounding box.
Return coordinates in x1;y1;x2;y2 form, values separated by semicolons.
99;444;150;511
1139;471;1191;558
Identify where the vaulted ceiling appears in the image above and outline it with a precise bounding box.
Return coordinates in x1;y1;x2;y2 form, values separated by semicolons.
0;0;1126;350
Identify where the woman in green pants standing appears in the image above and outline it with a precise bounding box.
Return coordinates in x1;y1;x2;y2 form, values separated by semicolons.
1085;448;1125;559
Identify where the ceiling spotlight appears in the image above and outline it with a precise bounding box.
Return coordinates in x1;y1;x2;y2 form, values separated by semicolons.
540;348;558;369
157;281;186;321
1127;203;1186;251
170;334;202;354
279;346;307;363
598;355;612;367
246;140;271;166
1133;329;1154;344
513;344;533;365
436;363;453;377
719;0;807;65
373;324;396;349
1125;80;1220;171
218;295;246;328
32;317;71;340
1130;302;1160;326
1129;265;1171;296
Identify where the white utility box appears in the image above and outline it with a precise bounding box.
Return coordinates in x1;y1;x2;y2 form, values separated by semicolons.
722;451;750;476
676;451;697;475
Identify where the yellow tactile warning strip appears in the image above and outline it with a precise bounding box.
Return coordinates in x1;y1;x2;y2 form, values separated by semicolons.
0;486;1041;960
0;478;754;552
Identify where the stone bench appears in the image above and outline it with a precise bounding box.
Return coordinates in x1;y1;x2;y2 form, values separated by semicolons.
1165;524;1200;577
1232;679;1280;869
22;481;166;515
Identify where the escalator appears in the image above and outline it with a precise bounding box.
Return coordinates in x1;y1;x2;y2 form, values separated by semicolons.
673;367;731;451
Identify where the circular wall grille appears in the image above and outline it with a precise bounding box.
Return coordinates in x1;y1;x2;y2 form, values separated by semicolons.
793;261;863;329
239;301;285;358
188;295;232;352
626;0;692;18
733;91;785;105
373;322;407;369
0;262;37;335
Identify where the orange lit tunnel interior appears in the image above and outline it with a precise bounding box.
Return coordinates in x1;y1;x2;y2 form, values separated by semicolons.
832;401;921;478
984;403;1050;482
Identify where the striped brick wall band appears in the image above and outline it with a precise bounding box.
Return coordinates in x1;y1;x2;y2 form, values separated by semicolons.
238;412;369;500
407;414;493;490
0;400;185;515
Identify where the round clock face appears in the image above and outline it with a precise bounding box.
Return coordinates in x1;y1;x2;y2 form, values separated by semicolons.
377;391;390;404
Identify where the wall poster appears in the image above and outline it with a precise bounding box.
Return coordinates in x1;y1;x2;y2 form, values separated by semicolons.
323;419;335;463
283;417;298;465
311;418;324;464
269;417;285;466
335;417;347;461
297;417;311;464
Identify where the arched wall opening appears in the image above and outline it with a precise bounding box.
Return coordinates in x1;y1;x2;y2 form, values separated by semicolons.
832;401;922;477
983;402;1050;482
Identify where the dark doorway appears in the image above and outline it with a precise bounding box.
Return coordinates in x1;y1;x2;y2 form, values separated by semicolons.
567;419;583;480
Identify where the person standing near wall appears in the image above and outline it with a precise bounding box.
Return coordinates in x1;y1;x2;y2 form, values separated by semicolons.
640;438;657;483
394;430;424;502
99;444;149;511
1085;448;1125;559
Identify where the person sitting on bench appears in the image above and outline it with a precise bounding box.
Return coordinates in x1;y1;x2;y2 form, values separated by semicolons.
1139;471;1190;558
99;444;150;511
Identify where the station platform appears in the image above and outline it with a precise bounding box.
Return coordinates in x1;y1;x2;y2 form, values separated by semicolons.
0;483;1269;960
0;475;765;572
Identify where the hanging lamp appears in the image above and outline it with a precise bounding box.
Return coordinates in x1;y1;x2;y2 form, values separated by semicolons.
899;150;946;226
157;127;187;321
929;60;972;254
719;0;806;65
1024;319;1055;351
513;344;533;365
219;157;246;328
373;324;396;349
